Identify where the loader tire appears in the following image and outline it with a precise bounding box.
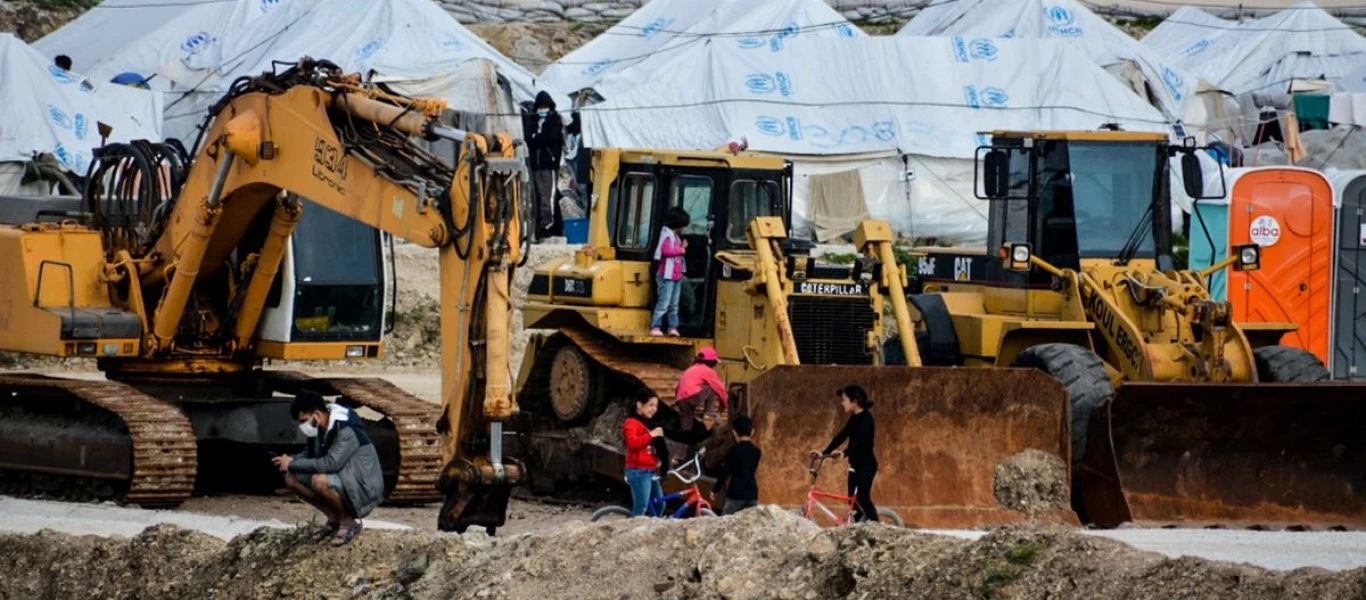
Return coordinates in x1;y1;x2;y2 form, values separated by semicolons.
1253;345;1330;383
1010;344;1115;477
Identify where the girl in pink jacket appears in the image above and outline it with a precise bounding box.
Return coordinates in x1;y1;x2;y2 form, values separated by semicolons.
650;207;691;336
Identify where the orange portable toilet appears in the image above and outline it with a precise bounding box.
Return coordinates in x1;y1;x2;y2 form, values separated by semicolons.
1223;167;1336;365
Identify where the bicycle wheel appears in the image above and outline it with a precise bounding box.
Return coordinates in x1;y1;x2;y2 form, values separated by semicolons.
698;507;717;517
589;505;633;522
875;508;904;527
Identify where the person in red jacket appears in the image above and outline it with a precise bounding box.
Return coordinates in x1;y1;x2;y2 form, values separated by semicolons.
670;346;728;461
623;388;666;516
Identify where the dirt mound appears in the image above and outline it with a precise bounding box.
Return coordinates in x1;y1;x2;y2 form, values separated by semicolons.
5;513;1366;600
992;449;1069;514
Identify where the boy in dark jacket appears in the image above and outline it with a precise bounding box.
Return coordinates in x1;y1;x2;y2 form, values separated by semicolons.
712;415;761;515
527;90;563;240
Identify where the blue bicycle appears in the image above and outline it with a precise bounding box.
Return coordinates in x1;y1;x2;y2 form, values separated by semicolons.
590;451;716;520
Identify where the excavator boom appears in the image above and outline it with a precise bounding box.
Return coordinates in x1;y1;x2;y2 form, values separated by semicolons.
0;59;523;530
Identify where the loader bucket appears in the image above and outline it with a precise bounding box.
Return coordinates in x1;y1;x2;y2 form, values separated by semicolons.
745;365;1077;528
1080;382;1366;529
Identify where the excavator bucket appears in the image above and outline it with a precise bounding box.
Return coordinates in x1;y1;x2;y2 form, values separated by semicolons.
745;365;1077;528
1080;382;1366;529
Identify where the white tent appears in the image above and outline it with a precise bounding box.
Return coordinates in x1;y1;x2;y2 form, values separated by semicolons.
1143;1;1366;96
0;34;163;193
1139;6;1235;59
36;0;560;143
898;0;1198;124
583;36;1174;244
539;0;865;99
31;0;212;76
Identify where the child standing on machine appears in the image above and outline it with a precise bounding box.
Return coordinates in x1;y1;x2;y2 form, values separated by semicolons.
650;207;691;337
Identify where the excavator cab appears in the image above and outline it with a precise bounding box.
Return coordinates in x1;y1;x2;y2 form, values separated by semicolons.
915;129;1366;529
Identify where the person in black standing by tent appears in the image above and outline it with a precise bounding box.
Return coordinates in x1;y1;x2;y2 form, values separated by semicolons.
527;91;563;241
812;385;879;522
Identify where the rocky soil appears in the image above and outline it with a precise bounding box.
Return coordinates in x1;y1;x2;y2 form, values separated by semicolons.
3;509;1365;600
992;449;1070;515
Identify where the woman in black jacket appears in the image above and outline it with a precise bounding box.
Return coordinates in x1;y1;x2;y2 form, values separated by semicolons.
814;385;879;522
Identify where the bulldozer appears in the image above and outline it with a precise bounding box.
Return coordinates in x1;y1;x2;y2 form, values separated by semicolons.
515;148;1076;528
898;129;1366;528
0;58;525;532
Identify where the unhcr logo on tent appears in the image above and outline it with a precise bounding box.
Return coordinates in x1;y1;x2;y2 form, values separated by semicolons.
639;18;674;38
181;31;215;56
737;22;799;52
837;24;855;38
1183;39;1212;56
48;106;73;130
259;0;280;14
583;59;613;76
964;85;1009;110
355;39;384;63
442;33;466;51
1045;5;1083;37
47;65;78;84
74;114;88;141
1161;66;1186;102
953;37;998;63
745;72;792;97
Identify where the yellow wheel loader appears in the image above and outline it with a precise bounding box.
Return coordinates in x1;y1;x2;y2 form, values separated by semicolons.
899;130;1366;529
516;148;1075;528
0;59;525;532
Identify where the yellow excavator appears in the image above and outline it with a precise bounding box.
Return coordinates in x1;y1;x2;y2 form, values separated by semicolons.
900;130;1366;528
516;148;1074;528
0;58;522;532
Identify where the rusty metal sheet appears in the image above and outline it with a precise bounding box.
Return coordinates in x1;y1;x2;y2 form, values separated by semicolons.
747;366;1076;528
1081;382;1366;530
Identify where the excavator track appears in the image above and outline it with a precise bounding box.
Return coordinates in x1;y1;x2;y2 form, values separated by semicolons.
0;374;197;507
266;372;443;504
559;325;686;405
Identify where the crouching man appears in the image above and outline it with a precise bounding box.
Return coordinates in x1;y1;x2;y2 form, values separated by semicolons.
272;391;385;547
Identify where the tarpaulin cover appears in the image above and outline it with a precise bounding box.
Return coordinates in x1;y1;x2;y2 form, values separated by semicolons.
540;0;865;98
36;0;558;142
0;33;162;174
1143;1;1366;96
582;36;1170;158
898;0;1197;121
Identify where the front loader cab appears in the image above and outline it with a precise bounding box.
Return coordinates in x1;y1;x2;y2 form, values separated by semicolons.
978;132;1182;280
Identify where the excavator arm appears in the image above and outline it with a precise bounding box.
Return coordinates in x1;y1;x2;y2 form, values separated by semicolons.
113;59;524;531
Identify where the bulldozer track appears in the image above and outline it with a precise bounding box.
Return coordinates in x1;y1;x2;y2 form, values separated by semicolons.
266;372;443;504
0;375;197;507
559;326;685;405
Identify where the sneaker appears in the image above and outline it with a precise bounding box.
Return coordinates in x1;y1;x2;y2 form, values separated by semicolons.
650;328;663;336
667;329;681;337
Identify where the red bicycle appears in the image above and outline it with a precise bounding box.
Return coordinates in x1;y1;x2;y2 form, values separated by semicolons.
798;454;903;526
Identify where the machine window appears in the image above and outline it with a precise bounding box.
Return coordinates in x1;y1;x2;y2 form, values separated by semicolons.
290;198;382;340
727;180;781;244
670;175;713;236
613;173;656;250
1067;142;1158;258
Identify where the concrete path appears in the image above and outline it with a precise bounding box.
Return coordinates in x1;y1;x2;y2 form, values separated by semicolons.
0;496;411;541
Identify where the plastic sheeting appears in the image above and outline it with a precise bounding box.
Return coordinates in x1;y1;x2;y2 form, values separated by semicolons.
582;36;1171;158
1142;1;1366;96
36;0;557;143
1140;6;1234;59
32;0;207;76
790;154;990;246
0;34;162;174
540;0;864;98
898;0;1197;122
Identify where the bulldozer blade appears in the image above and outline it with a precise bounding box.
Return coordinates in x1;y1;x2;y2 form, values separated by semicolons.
745;365;1077;528
1080;382;1366;530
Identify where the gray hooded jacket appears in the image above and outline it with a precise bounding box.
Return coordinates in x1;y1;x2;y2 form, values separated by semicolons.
288;405;385;518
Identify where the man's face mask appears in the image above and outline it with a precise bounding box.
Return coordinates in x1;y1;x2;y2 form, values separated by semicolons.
298;414;319;438
537;109;549;117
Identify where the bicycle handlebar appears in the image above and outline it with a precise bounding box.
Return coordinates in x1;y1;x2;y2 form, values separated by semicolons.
667;448;707;484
